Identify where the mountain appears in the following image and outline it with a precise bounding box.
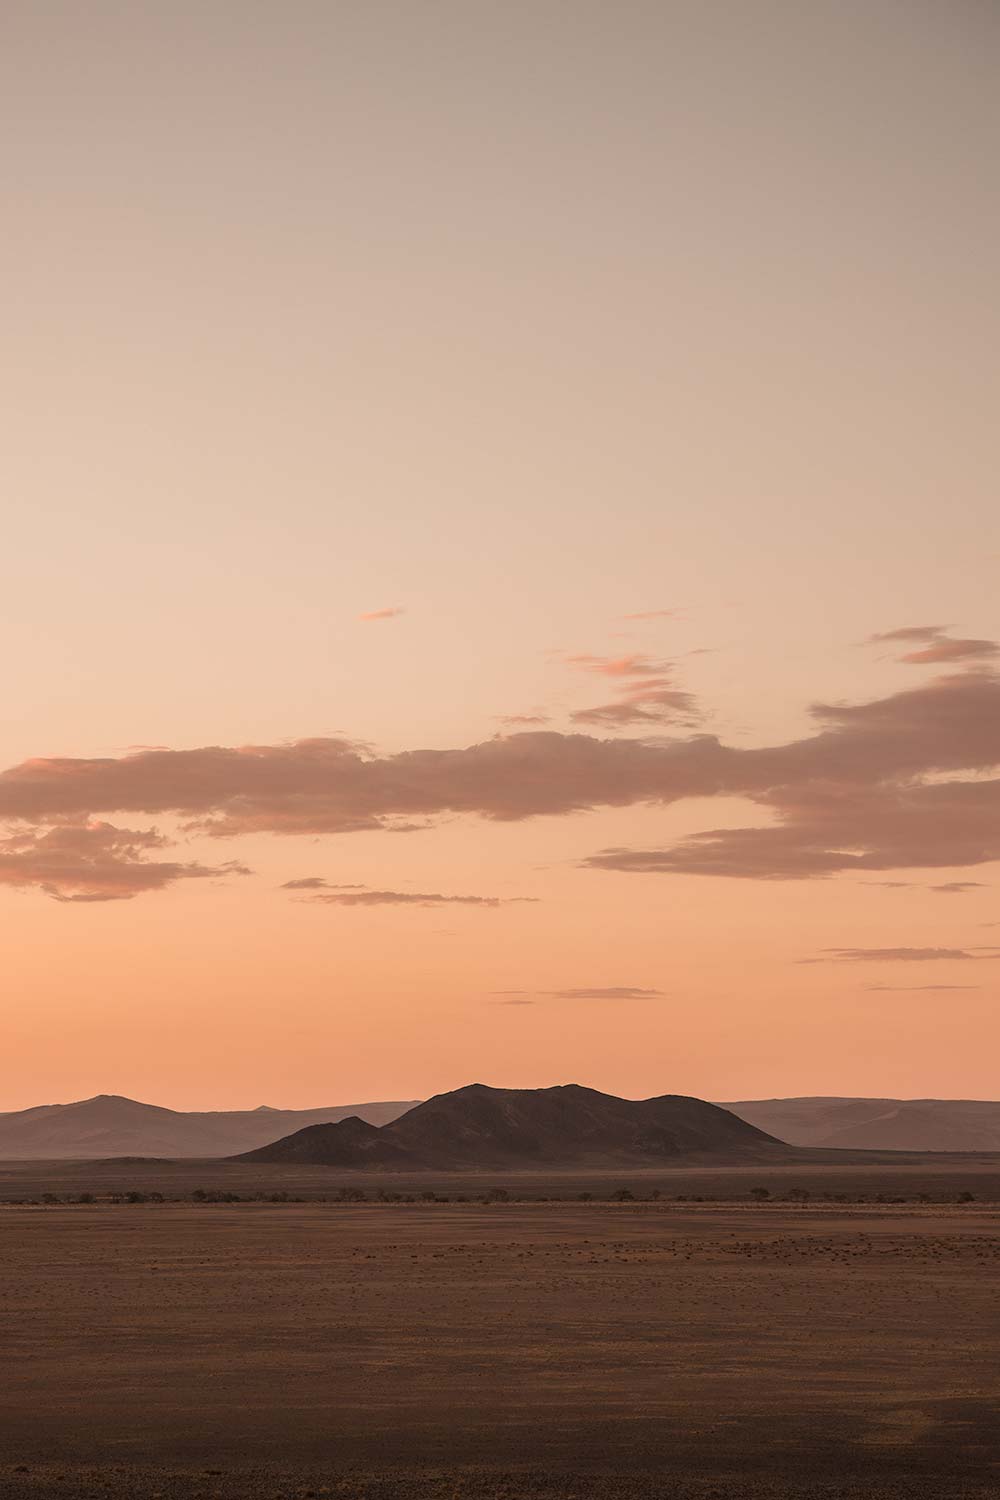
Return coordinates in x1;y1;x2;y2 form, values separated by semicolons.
239;1082;782;1167
722;1097;1000;1152
0;1095;420;1160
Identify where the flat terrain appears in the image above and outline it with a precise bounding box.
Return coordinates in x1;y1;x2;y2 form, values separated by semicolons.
6;1153;1000;1202
3;1196;1000;1499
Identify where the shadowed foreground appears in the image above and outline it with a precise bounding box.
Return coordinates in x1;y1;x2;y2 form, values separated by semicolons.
3;1202;1000;1499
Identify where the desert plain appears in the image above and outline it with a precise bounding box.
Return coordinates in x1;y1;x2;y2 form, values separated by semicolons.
3;1162;1000;1500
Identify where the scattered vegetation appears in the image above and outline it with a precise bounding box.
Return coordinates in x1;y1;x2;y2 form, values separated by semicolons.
0;1182;994;1208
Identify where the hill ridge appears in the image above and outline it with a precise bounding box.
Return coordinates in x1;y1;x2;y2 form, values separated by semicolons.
0;1095;420;1160
723;1096;1000;1152
239;1083;781;1169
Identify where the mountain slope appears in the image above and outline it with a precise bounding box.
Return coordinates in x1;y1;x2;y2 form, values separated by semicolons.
0;1095;420;1159
722;1097;1000;1152
239;1082;782;1167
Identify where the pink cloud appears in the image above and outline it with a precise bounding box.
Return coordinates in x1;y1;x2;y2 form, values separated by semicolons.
901;639;998;664
301;888;535;908
809;947;990;963
0;822;248;902
543;986;662;999
570;687;698;726
491;985;660;1001
864;984;981;991
2;657;999;887
565;652;669;677
358;607;404;622
564;656;701;729
865;625;997;666
583;667;1000;879
866;625;949;645
620;610;680;621
280;877;366;890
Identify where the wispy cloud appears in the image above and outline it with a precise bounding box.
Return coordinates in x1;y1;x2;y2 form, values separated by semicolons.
621;610;680;621
861;879;988;895
565;653;669;678
2;650;999;894
0;822;248;902
562;652;700;729
280;877;365;890
545;985;663;999
492;985;662;1000
570;686;698;727
866;625;950;645
865;625;998;666
864;984;982;991
806;947;992;963
582;665;1000;879
358;606;404;622
300;888;538;908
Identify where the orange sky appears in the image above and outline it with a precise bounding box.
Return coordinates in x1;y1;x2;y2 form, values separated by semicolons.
2;2;998;1110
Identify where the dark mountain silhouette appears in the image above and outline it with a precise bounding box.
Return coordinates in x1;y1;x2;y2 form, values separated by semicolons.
0;1094;420;1160
723;1096;1000;1152
241;1114;416;1167
239;1082;781;1167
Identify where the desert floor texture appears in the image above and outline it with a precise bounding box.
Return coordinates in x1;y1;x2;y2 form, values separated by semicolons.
3;1183;1000;1499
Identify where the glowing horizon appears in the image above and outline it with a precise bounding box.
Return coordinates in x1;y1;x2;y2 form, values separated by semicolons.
3;1;997;1111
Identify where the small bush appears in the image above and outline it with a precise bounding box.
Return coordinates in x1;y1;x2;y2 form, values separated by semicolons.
750;1187;770;1201
611;1188;635;1202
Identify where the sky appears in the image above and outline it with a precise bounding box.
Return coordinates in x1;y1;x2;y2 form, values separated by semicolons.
2;0;998;1110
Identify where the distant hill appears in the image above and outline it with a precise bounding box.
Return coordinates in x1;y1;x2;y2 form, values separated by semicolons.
239;1083;782;1168
722;1097;1000;1152
0;1095;420;1160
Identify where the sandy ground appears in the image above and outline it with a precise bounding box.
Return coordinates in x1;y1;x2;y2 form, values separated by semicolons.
2;1199;1000;1498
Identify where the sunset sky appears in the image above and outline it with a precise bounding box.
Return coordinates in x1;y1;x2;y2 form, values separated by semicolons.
3;1;998;1110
